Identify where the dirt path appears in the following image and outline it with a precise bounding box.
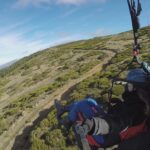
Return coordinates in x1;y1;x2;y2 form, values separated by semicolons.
0;50;115;150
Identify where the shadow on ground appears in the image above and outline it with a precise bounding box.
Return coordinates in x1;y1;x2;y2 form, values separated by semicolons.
11;107;53;150
61;84;77;101
11;84;78;150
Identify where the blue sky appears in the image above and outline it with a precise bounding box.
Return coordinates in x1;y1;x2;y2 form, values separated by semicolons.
0;0;150;65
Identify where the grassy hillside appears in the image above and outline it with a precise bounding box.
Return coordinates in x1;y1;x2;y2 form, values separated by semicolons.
28;27;150;150
0;26;150;150
0;48;106;134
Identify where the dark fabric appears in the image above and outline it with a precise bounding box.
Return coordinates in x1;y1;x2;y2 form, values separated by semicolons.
72;125;83;150
146;116;150;127
86;121;147;148
85;90;147;148
119;121;147;140
117;130;150;150
87;119;95;135
105;91;146;133
122;91;146;125
73;91;147;149
102;134;120;148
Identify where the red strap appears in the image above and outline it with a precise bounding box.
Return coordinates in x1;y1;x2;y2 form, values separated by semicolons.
119;121;148;141
86;135;101;148
76;112;84;124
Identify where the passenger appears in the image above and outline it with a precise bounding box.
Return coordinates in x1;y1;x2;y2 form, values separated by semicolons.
55;97;106;129
116;70;150;150
55;69;149;150
80;69;150;149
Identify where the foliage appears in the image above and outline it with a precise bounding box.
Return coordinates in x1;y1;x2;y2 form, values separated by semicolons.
0;26;150;149
0;117;9;134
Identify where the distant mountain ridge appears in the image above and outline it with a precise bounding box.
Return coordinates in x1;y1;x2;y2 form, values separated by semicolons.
0;60;17;70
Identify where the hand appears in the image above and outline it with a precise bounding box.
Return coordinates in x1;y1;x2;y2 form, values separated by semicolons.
75;119;94;137
75;124;88;138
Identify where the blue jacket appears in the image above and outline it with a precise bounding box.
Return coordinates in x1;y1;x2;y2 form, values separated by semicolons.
68;98;106;122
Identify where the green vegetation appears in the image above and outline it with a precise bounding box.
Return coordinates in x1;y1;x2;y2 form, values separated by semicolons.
30;107;77;150
0;44;105;136
0;26;149;149
28;27;150;150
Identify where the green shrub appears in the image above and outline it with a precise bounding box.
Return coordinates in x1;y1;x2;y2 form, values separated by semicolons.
112;85;124;96
45;129;66;148
0;118;9;134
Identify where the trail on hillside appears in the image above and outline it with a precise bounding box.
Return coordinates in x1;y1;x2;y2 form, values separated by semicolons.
0;50;115;150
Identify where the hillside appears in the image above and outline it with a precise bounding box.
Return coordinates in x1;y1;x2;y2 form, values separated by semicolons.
0;27;150;150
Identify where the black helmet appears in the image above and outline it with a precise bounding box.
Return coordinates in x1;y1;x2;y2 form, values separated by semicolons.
126;68;150;88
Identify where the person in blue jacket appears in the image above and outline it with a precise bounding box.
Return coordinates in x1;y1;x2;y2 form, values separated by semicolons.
55;97;107;129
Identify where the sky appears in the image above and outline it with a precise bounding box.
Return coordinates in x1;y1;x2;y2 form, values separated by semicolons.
0;0;150;65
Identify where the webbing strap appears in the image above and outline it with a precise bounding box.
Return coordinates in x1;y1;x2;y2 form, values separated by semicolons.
127;0;142;56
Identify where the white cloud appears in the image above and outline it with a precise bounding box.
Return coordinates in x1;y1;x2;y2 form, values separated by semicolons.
0;18;32;35
61;7;79;18
92;28;109;36
0;19;55;65
13;0;51;8
0;30;51;65
13;0;107;8
57;0;107;5
57;0;85;5
1;0;108;65
0;22;109;66
0;24;84;65
78;28;110;37
0;32;84;65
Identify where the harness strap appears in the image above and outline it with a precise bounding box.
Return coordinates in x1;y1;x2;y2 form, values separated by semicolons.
86;135;101;148
119;120;148;140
